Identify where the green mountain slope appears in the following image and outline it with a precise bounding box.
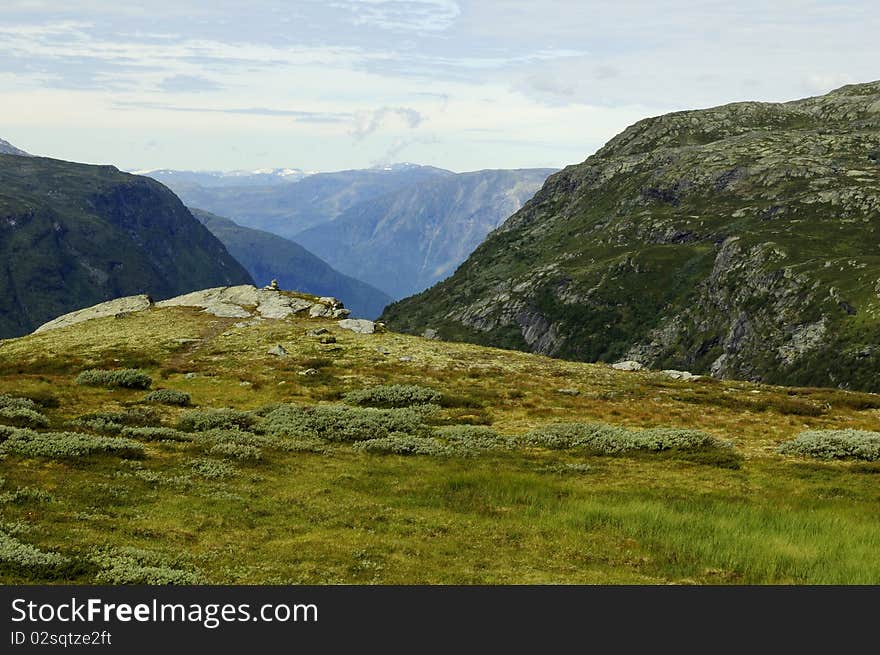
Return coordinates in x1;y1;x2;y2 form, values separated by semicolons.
0;154;253;338
295;168;555;299
382;81;880;391
191;208;393;318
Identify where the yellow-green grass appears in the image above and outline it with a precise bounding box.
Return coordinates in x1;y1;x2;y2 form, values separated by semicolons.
1;306;880;584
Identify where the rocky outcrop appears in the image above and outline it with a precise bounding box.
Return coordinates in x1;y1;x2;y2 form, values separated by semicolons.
34;295;153;333
382;81;880;391
33;285;351;334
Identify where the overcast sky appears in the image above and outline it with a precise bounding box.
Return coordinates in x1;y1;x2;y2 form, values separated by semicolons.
0;1;877;172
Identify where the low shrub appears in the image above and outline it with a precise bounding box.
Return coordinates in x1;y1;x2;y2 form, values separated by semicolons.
143;389;191;406
208;442;262;461
0;531;70;578
354;434;451;456
75;368;152;389
178;409;258;433
435;425;509;453
0;394;38;411
121;427;193;442
0;429;145;459
0;407;50;429
190;458;237;479
77;408;160;427
91;548;203;585
778;429;880;461
263;404;430;442
520;422;730;455
0;487;54;505
343;384;441;408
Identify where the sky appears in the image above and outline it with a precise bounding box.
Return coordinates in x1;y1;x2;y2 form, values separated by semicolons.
0;0;878;173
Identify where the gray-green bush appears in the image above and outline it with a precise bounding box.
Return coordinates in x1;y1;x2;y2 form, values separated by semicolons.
354;434;451;456
178;409;258;433
0;394;38;411
0;407;50;429
208;442;262;461
343;384;441;408
75;368;153;389
778;429;880;461
0;531;70;577
434;425;509;454
520;422;729;455
143;389;191;406
91;548;203;585
0;429;145;459
121;427;193;442
263;404;430;442
190;458;237;479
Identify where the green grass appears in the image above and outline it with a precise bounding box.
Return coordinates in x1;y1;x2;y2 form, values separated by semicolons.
2;305;880;584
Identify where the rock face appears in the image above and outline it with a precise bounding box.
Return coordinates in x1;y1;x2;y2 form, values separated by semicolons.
0;154;253;339
34;285;346;333
0;138;30;157
382;81;880;392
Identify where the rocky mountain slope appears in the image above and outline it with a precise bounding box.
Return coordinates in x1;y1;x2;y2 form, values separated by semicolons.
0;154;253;338
155;164;455;238
295;168;554;299
192;208;393;318
382;81;880;391
138;167;310;188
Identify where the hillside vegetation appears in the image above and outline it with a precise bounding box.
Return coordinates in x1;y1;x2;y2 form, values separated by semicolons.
1;295;880;584
383;82;880;391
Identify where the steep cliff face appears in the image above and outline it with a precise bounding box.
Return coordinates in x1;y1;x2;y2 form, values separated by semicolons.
382;81;880;391
0;154;253;338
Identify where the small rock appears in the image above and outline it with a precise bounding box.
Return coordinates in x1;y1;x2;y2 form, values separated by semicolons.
239;381;253;387
309;303;334;318
556;388;581;396
375;346;390;355
422;328;440;340
612;360;643;371
184;372;198;379
319;335;337;344
662;369;696;380
278;381;287;385
298;368;318;376
399;356;414;362
318;296;343;308
267;344;288;357
264;279;280;290
307;328;329;336
337;318;377;334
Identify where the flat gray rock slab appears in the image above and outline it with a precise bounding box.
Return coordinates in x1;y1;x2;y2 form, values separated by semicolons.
337;319;377;334
34;295;153;333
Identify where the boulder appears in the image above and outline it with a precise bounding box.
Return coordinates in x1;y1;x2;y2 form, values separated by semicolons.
662;369;698;380
267;344;288;357
338;319;377;334
309;303;334;318
612;360;643;371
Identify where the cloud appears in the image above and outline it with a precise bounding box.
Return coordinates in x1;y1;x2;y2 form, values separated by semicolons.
159;74;222;92
331;0;461;33
350;105;424;138
114;101;353;122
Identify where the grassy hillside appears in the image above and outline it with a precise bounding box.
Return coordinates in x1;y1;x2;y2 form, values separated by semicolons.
382;81;880;391
192;208;393;318
1;300;880;584
0;155;253;338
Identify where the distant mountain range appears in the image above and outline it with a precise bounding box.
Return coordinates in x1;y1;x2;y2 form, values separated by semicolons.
191;208;392;318
382;81;880;392
136;168;311;188
0;149;252;338
153;164;455;237
148;163;554;299
296;168;555;298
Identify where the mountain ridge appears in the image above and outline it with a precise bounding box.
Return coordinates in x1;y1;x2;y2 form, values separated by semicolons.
381;81;880;391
